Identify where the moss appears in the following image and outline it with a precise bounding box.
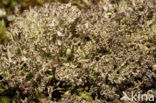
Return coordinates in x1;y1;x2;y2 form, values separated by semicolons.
79;92;93;102
0;20;6;43
0;97;10;103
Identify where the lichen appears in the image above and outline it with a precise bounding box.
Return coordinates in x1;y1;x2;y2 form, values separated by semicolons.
0;0;156;102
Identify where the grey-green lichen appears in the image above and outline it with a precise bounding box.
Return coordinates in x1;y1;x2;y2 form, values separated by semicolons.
0;0;156;102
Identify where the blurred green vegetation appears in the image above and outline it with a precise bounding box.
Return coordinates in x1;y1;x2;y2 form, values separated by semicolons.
0;0;74;13
0;96;10;103
0;20;7;43
0;0;49;14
